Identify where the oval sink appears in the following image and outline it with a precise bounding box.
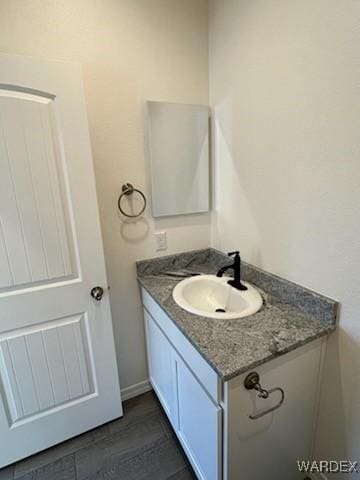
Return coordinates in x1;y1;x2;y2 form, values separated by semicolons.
172;274;263;319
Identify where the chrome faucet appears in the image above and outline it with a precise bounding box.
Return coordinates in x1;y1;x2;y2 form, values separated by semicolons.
216;251;247;291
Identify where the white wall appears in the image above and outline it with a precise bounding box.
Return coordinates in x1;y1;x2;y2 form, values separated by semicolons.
0;0;210;391
209;0;360;476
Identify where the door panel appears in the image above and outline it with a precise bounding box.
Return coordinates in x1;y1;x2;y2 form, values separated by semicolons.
0;88;75;291
0;54;122;467
0;314;94;425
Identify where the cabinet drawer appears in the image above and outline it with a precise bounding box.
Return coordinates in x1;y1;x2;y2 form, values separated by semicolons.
141;287;221;403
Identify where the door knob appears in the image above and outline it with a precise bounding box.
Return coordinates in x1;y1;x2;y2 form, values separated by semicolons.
91;286;104;301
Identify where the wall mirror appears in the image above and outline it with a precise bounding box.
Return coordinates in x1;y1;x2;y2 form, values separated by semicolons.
146;101;209;217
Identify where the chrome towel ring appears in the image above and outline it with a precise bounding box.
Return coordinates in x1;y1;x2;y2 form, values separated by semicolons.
118;183;147;218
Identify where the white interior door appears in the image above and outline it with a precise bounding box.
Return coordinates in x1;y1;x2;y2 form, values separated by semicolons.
0;53;122;467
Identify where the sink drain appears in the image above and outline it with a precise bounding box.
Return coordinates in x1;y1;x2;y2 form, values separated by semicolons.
215;308;226;313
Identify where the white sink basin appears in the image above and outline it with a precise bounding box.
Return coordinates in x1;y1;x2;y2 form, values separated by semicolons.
172;274;263;319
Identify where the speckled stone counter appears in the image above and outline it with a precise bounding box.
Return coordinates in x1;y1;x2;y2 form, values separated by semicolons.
137;249;338;381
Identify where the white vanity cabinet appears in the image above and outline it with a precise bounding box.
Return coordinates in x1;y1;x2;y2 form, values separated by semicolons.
141;287;325;480
142;289;222;480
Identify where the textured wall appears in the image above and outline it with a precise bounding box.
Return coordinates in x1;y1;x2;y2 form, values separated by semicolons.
209;0;360;476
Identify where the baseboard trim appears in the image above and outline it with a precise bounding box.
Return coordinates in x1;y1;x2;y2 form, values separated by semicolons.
121;379;152;401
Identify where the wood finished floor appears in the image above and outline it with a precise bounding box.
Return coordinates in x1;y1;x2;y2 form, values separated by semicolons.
0;391;196;480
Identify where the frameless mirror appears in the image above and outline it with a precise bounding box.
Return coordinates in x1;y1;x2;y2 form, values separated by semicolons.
146;101;209;217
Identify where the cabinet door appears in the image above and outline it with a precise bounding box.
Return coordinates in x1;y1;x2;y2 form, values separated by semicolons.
144;309;175;422
175;354;222;480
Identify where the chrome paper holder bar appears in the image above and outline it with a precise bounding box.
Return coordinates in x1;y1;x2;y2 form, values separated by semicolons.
244;371;285;420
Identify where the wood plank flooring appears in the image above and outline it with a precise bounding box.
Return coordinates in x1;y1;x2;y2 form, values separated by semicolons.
0;391;196;480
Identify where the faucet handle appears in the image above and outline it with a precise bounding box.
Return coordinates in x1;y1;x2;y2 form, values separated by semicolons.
228;251;240;257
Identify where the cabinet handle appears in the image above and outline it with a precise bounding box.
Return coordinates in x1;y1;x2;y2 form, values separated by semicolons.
244;371;285;420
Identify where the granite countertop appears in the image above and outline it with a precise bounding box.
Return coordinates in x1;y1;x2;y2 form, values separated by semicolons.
137;249;338;381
